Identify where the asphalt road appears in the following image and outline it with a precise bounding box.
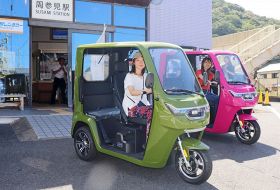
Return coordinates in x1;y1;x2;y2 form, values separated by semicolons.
0;103;280;190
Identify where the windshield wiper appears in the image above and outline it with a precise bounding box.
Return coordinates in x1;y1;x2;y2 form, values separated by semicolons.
164;89;204;97
228;81;249;85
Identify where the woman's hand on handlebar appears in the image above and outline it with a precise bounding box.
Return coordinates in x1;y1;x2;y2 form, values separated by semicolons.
144;88;152;94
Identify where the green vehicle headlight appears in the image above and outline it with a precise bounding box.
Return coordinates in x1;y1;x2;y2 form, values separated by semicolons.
165;103;188;115
165;103;209;120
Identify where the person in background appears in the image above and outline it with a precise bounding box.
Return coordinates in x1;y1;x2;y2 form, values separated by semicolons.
122;52;152;143
163;59;184;89
50;57;67;105
222;56;235;81
196;57;219;124
196;57;215;92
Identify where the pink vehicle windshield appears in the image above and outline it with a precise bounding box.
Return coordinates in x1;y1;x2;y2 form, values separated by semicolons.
216;54;250;85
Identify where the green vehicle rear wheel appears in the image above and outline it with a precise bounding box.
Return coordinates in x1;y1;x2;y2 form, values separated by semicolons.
175;149;212;184
74;126;97;161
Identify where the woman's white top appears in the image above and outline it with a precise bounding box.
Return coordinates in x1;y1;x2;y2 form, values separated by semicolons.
122;73;149;115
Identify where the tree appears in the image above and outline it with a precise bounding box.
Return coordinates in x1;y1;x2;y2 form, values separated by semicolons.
212;0;280;37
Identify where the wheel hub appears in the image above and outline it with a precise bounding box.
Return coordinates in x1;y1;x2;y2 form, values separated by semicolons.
75;132;90;155
186;157;198;173
237;121;255;141
83;140;88;146
178;151;204;179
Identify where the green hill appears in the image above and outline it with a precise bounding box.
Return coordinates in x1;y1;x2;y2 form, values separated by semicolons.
213;0;280;37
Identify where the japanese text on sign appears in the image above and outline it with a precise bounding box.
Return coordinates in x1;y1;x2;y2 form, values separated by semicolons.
0;18;23;34
32;0;73;22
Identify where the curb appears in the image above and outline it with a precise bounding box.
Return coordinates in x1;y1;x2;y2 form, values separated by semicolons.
270;96;280;102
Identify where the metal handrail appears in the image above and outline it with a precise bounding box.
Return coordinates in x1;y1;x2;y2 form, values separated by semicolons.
239;28;280;62
230;25;275;53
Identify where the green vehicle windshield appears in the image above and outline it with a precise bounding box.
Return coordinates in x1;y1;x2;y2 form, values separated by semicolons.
149;48;202;95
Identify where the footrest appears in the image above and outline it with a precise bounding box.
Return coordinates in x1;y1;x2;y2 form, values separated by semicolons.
114;126;145;153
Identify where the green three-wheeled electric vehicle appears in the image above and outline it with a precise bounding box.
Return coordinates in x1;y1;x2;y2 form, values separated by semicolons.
71;42;212;184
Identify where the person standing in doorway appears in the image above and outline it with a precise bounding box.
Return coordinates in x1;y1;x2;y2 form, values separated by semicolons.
50;57;67;104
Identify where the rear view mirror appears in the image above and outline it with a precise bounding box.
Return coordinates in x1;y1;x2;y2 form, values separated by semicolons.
214;71;220;83
203;72;208;85
145;73;154;88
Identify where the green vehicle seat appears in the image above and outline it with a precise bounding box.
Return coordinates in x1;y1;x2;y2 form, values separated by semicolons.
86;107;120;121
112;61;147;126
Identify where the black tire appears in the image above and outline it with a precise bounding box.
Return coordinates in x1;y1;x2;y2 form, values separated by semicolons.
74;126;97;161
175;149;212;184
235;120;261;145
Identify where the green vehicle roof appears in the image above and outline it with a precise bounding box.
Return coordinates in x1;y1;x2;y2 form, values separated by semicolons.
77;41;182;50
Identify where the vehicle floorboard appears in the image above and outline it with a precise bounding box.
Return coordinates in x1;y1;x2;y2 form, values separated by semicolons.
100;142;145;160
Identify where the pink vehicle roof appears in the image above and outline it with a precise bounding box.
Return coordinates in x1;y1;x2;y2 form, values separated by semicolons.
185;50;236;55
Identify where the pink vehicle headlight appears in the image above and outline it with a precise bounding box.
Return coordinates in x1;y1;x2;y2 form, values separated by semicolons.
229;90;257;101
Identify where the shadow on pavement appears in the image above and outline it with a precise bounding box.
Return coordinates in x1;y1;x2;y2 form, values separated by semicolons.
0;124;18;142
203;132;279;163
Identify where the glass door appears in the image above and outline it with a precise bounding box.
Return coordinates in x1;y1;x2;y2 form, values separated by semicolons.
68;30;109;107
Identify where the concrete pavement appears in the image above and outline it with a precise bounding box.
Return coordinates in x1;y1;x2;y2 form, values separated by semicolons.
0;103;280;190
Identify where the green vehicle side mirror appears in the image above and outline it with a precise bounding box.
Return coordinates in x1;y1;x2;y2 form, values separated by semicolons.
145;73;154;88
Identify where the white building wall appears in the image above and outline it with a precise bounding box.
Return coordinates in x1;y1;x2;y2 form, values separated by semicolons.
148;0;212;49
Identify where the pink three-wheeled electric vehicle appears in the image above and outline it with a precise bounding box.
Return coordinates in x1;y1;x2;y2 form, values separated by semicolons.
186;51;260;144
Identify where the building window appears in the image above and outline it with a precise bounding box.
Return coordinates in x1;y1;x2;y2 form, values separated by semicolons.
114;28;145;42
272;73;278;78
0;20;30;75
262;74;267;79
75;1;112;25
114;5;145;28
0;0;29;18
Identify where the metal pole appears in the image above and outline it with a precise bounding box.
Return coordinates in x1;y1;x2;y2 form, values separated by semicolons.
277;75;279;97
258;77;260;90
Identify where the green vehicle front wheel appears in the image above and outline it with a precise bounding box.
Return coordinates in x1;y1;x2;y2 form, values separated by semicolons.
175;149;212;184
74;126;97;161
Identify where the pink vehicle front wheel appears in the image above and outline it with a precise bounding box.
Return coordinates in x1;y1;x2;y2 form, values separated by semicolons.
234;120;261;145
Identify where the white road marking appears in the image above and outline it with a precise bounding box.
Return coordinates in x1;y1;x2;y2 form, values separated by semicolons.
269;107;280;120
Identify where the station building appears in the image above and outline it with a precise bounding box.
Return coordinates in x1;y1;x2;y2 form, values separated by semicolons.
0;0;212;107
